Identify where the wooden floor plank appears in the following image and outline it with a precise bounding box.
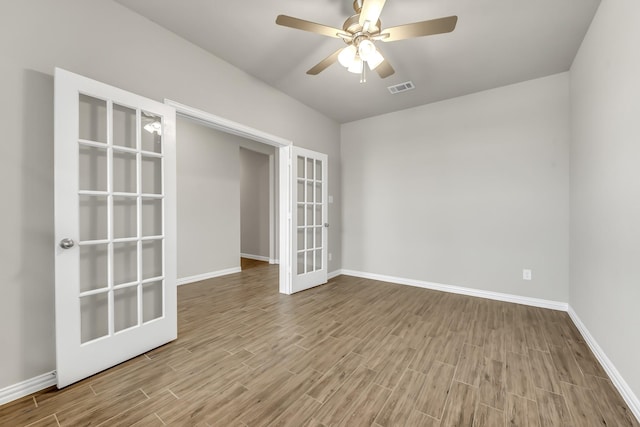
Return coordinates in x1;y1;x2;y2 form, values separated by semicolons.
505;351;536;400
408;335;438;374
130;413;165;427
313;365;378;426
406;410;441;427
535;388;574;427
96;389;177;427
336;383;391;427
566;339;608;378
56;389;148;427
375;369;426;427
479;358;506;411
440;381;479;427
24;414;59;427
240;368;324;427
585;375;640;427
560;382;607;426
548;344;588;387
306;351;364;403
0;260;634;426
365;334;417;389
414;361;456;419
506;394;540;426
484;326;507;363
474;404;505;427
453;344;485;387
268;394;322;427
528;348;563;395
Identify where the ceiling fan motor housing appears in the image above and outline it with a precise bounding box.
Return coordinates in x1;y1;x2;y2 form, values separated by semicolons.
343;14;382;37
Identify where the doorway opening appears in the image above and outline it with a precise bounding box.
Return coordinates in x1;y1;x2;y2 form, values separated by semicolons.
240;145;277;265
165;99;292;294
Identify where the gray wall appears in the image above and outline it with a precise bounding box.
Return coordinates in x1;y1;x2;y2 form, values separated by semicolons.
240;148;270;260
341;73;571;302
0;0;340;391
570;0;640;399
177;118;241;279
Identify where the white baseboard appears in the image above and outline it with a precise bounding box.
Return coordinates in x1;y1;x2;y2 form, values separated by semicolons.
339;269;568;311
0;371;56;406
270;259;279;265
568;306;640;421
177;267;242;286
328;270;342;280
241;253;270;263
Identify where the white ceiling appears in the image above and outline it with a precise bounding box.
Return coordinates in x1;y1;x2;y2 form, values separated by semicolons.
115;0;600;123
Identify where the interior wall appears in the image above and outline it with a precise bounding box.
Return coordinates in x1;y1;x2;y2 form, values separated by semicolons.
0;0;341;391
177;118;240;279
570;0;640;400
239;148;270;260
341;73;571;302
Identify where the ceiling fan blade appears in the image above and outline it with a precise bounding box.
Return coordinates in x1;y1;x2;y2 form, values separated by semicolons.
382;16;458;42
276;15;343;38
375;58;395;79
307;48;344;75
359;0;387;27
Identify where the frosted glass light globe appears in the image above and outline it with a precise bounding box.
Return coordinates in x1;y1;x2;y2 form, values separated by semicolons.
338;45;357;68
358;39;376;61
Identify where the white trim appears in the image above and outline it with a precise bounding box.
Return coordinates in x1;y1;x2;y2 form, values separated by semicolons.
165;99;293;295
241;253;270;263
177;267;242;286
269;154;275;264
568;306;640;421
328;270;342;280
164;100;291;148
279;145;293;294
0;371;56;406
270;258;279;265
339;269;568;311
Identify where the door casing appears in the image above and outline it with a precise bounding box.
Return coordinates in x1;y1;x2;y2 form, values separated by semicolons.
164;100;294;294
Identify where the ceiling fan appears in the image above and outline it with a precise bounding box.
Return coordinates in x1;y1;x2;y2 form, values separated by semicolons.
276;0;458;82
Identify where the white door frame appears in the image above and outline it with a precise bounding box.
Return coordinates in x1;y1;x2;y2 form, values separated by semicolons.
164;100;293;294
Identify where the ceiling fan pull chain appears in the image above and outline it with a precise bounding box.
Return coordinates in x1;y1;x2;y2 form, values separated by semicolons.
360;63;366;83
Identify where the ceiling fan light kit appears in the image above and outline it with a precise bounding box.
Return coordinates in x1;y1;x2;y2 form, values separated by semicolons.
275;0;458;83
348;56;364;74
338;45;357;67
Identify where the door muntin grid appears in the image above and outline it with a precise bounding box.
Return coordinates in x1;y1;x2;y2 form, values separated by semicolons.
296;155;324;276
78;94;165;344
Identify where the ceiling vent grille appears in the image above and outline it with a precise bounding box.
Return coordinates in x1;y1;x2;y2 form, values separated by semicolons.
387;81;415;94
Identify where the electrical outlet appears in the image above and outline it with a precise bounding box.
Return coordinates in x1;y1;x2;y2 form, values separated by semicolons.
328;253;332;261
523;269;532;280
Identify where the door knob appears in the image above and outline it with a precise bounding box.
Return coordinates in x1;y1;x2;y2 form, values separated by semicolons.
324;223;329;228
59;238;75;249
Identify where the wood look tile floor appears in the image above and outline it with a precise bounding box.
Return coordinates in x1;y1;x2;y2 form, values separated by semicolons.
2;259;638;426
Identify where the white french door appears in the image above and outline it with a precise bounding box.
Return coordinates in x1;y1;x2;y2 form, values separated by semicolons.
54;69;177;388
291;147;328;293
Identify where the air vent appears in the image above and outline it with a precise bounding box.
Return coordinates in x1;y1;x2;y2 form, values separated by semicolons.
387;81;415;94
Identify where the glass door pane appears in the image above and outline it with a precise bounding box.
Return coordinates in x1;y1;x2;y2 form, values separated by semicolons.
295;153;326;277
77;93;165;344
